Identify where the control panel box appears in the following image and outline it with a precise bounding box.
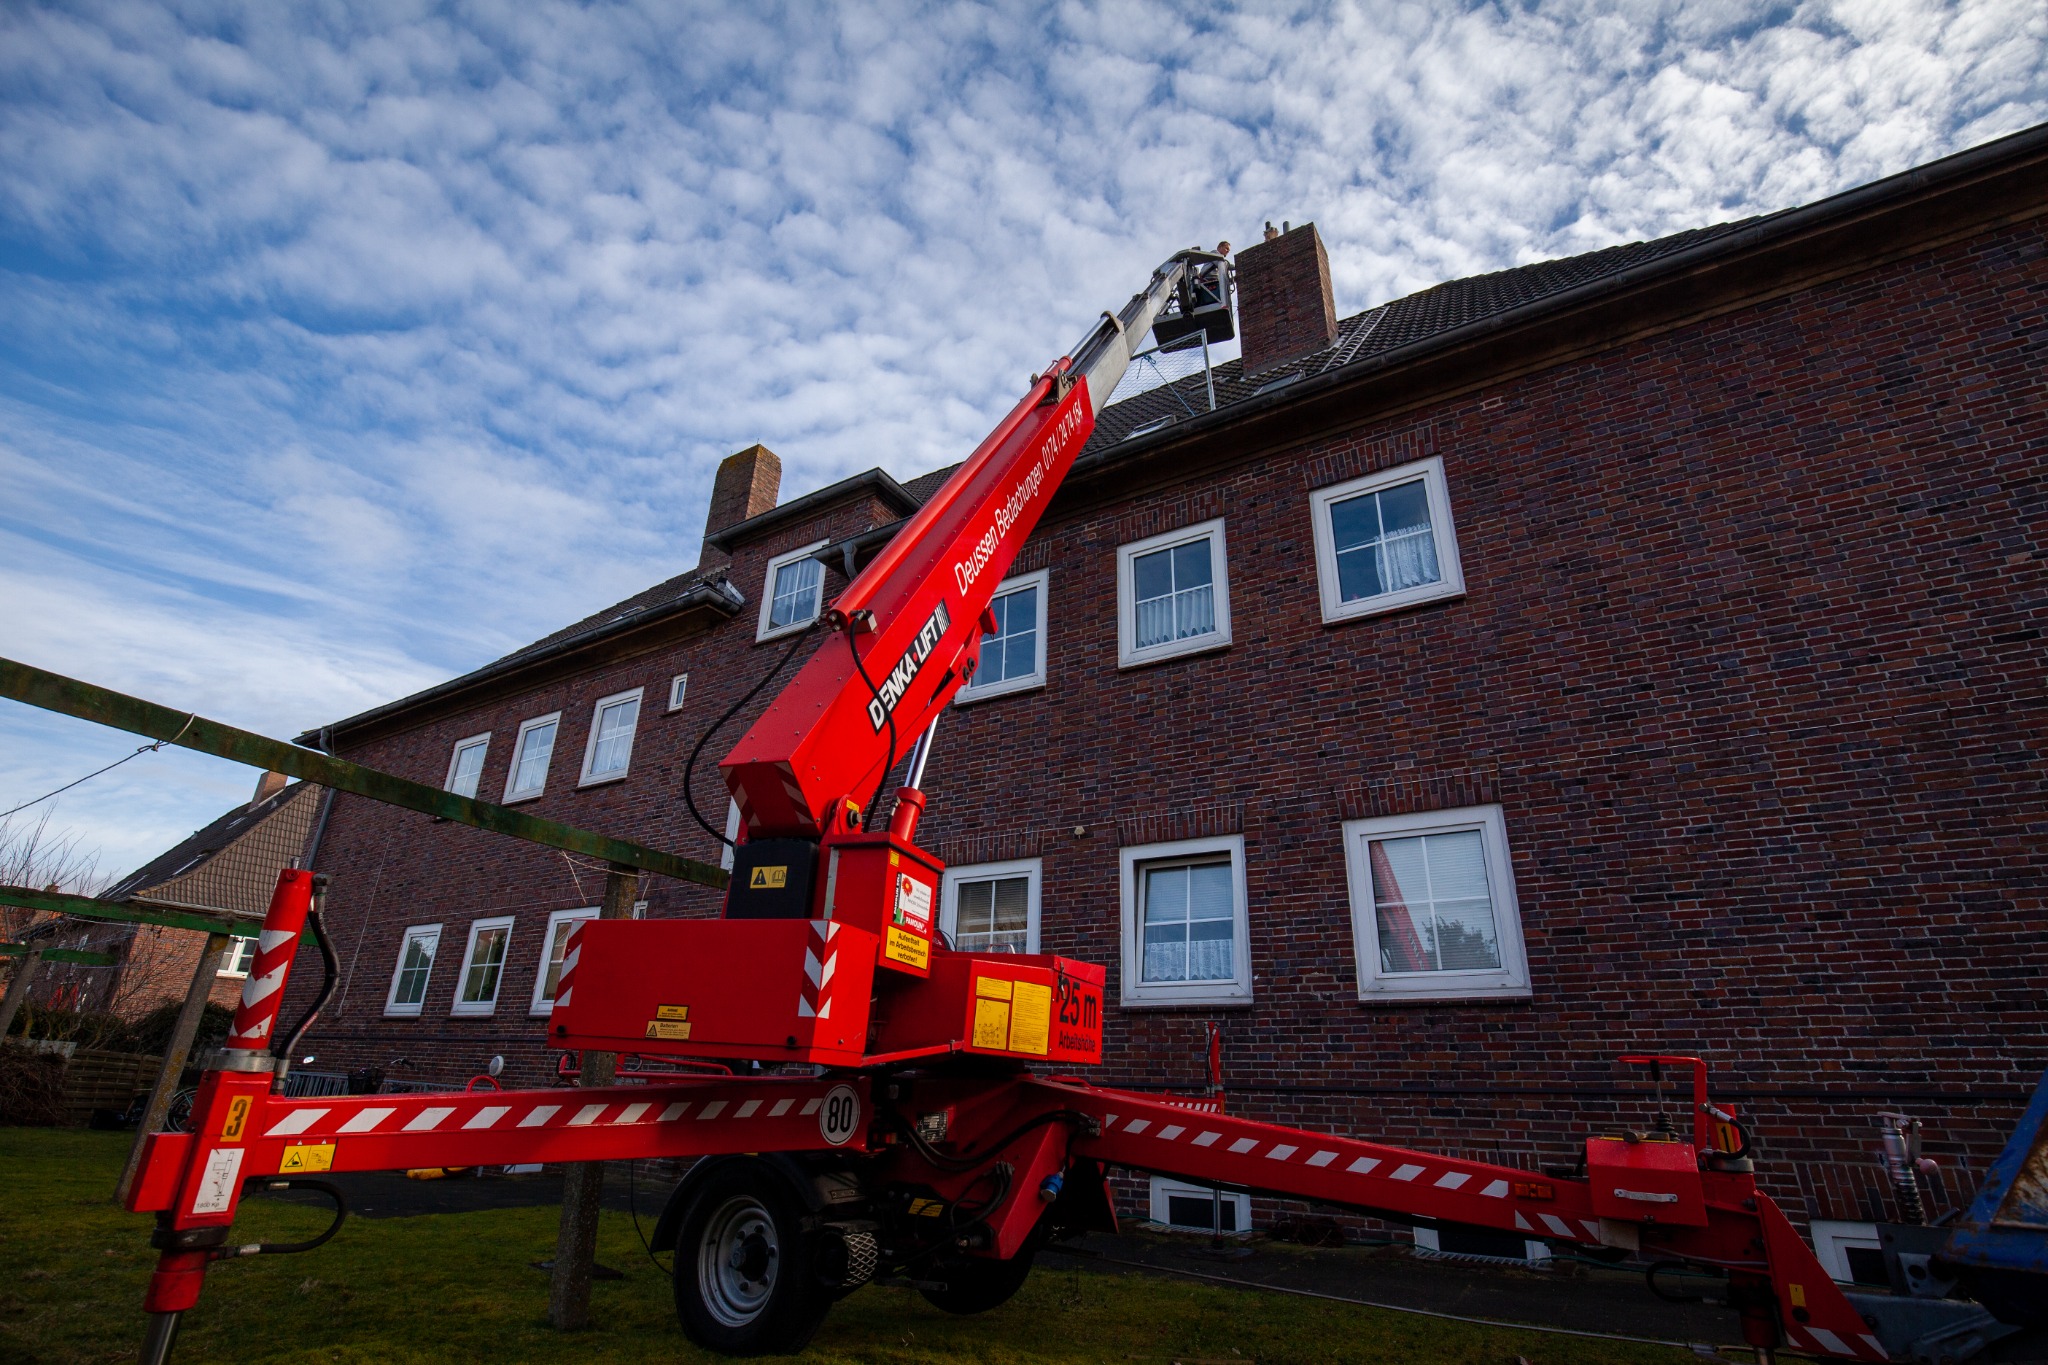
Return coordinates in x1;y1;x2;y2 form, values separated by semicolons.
820;830;943;979
1585;1136;1708;1227
873;950;1104;1065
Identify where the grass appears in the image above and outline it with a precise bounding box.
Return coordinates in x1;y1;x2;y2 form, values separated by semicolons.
0;1128;1700;1365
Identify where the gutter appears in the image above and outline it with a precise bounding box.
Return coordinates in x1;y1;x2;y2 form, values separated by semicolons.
296;576;743;745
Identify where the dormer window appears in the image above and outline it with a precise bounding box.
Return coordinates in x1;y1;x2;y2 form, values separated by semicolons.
758;541;828;641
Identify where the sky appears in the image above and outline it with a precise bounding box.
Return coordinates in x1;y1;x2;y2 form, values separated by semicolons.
2;0;2044;885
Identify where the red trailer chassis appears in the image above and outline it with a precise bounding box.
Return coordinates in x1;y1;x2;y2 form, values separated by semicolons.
126;869;1889;1361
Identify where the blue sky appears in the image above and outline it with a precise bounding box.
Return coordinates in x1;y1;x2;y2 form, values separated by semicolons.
2;0;2044;884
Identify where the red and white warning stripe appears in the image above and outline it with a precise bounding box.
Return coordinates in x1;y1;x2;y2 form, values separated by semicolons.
260;1088;832;1141
552;923;585;1011
797;921;840;1019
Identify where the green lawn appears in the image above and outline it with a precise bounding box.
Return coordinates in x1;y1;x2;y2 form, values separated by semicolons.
0;1129;1698;1365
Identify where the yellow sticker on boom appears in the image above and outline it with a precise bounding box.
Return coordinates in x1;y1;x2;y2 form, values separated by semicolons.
280;1143;334;1173
646;1020;692;1041
972;996;1012;1050
883;925;928;970
655;1004;689;1021
220;1094;251;1142
1008;981;1052;1056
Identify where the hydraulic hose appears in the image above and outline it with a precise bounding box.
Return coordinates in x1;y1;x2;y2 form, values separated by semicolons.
273;901;337;1064
681;616;822;847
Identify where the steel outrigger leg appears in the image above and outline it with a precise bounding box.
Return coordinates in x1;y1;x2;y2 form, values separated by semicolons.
139;1311;180;1365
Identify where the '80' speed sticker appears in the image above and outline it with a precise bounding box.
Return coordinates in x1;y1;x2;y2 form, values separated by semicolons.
818;1084;861;1146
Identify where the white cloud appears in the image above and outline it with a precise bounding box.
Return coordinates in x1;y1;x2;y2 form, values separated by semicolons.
0;0;2041;875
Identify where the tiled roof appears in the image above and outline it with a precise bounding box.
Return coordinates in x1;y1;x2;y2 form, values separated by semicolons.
486;565;732;673
103;780;312;905
1079;219;1757;455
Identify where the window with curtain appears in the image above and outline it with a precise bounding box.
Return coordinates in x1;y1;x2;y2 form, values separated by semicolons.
453;918;514;1015
1120;835;1250;1005
759;541;829;638
1343;805;1530;1001
1117;519;1233;667
505;714;559;801
962;571;1047;699
1310;457;1465;623
953;876;1030;953
445;733;489;798
580;689;642;783
385;925;441;1016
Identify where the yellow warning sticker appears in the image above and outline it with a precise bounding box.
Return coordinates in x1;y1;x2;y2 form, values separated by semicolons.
220;1094;251;1142
280;1143;334;1173
645;1020;692;1041
1788;1284;1806;1309
975;975;1013;1000
883;926;929;970
655;1004;689;1021
888;850;900;867
1008;981;1052;1056
972;996;1012;1050
748;865;787;889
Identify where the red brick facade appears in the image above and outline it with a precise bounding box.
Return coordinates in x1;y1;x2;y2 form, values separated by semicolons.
284;153;2046;1233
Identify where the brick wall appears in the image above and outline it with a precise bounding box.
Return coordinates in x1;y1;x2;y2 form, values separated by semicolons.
285;214;2047;1227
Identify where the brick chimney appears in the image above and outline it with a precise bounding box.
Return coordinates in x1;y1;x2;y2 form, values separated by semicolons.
1234;220;1337;375
250;771;289;809
699;444;782;569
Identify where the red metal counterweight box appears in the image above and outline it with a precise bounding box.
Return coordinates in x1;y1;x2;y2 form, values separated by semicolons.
548;919;879;1067
871;949;1105;1065
1585;1136;1708;1227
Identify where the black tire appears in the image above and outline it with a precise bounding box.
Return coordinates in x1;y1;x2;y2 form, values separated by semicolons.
918;1246;1037;1315
671;1161;830;1356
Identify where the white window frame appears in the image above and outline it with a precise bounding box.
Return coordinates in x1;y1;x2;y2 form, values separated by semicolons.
1309;456;1465;624
443;731;491;798
1116;517;1232;669
1119;833;1252;1008
450;915;516;1017
503;712;561;803
668;673;689;712
1148;1176;1250;1237
720;798;741;872
217;936;259;979
757;540;829;641
531;907;599;1014
939;857;1042;954
957;570;1048;703
1809;1220;1885;1284
1342;803;1531;1003
578;687;644;787
383;924;442;1018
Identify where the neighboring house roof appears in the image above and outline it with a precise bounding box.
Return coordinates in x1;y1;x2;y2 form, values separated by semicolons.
101;780;322;920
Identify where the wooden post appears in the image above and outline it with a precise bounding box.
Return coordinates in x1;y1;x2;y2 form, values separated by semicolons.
549;865;638;1329
115;932;230;1204
0;947;42;1040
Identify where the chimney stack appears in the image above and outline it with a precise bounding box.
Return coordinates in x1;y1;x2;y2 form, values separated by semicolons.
1233;220;1337;376
699;444;782;569
250;771;289;809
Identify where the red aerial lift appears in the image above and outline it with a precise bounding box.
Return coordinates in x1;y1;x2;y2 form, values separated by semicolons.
123;250;1894;1362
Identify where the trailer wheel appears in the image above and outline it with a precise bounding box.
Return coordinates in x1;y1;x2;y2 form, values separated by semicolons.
918;1247;1037;1315
672;1162;829;1355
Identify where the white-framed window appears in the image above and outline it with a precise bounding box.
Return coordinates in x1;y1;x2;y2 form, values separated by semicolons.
1149;1177;1250;1236
1309;456;1465;623
503;713;560;803
444;732;491;798
1342;804;1530;1002
757;540;828;640
720;798;741;872
1809;1220;1887;1285
451;916;515;1016
1119;834;1251;1007
578;687;643;786
383;924;442;1018
1117;518;1231;668
959;570;1048;702
668;673;689;711
531;907;598;1014
940;858;1040;954
217;937;258;978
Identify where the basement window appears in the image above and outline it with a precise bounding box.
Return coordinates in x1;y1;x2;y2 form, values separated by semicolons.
1309;457;1465;623
384;924;442;1018
1119;834;1251;1008
452;916;515;1016
445;732;490;799
579;688;643;786
1343;805;1530;1003
1117;518;1232;668
758;540;828;641
940;859;1040;954
1149;1177;1250;1236
958;570;1047;702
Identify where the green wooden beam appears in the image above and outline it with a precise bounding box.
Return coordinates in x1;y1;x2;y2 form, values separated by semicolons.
0;657;728;890
0;885;258;938
1;942;117;966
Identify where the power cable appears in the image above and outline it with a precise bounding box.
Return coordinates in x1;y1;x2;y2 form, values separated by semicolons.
0;714;196;820
679;619;822;849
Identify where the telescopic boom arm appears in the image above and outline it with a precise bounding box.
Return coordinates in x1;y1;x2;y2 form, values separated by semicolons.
720;251;1227;839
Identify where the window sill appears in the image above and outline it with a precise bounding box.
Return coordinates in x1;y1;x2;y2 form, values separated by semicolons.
756;618;818;644
576;771;629;789
216;971;249;980
449;1006;500;1018
1357;984;1532;1005
1321;585;1465;626
1116;634;1232;671
502;790;545;805
1120;989;1253;1010
954;676;1046;705
384;1006;424;1018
